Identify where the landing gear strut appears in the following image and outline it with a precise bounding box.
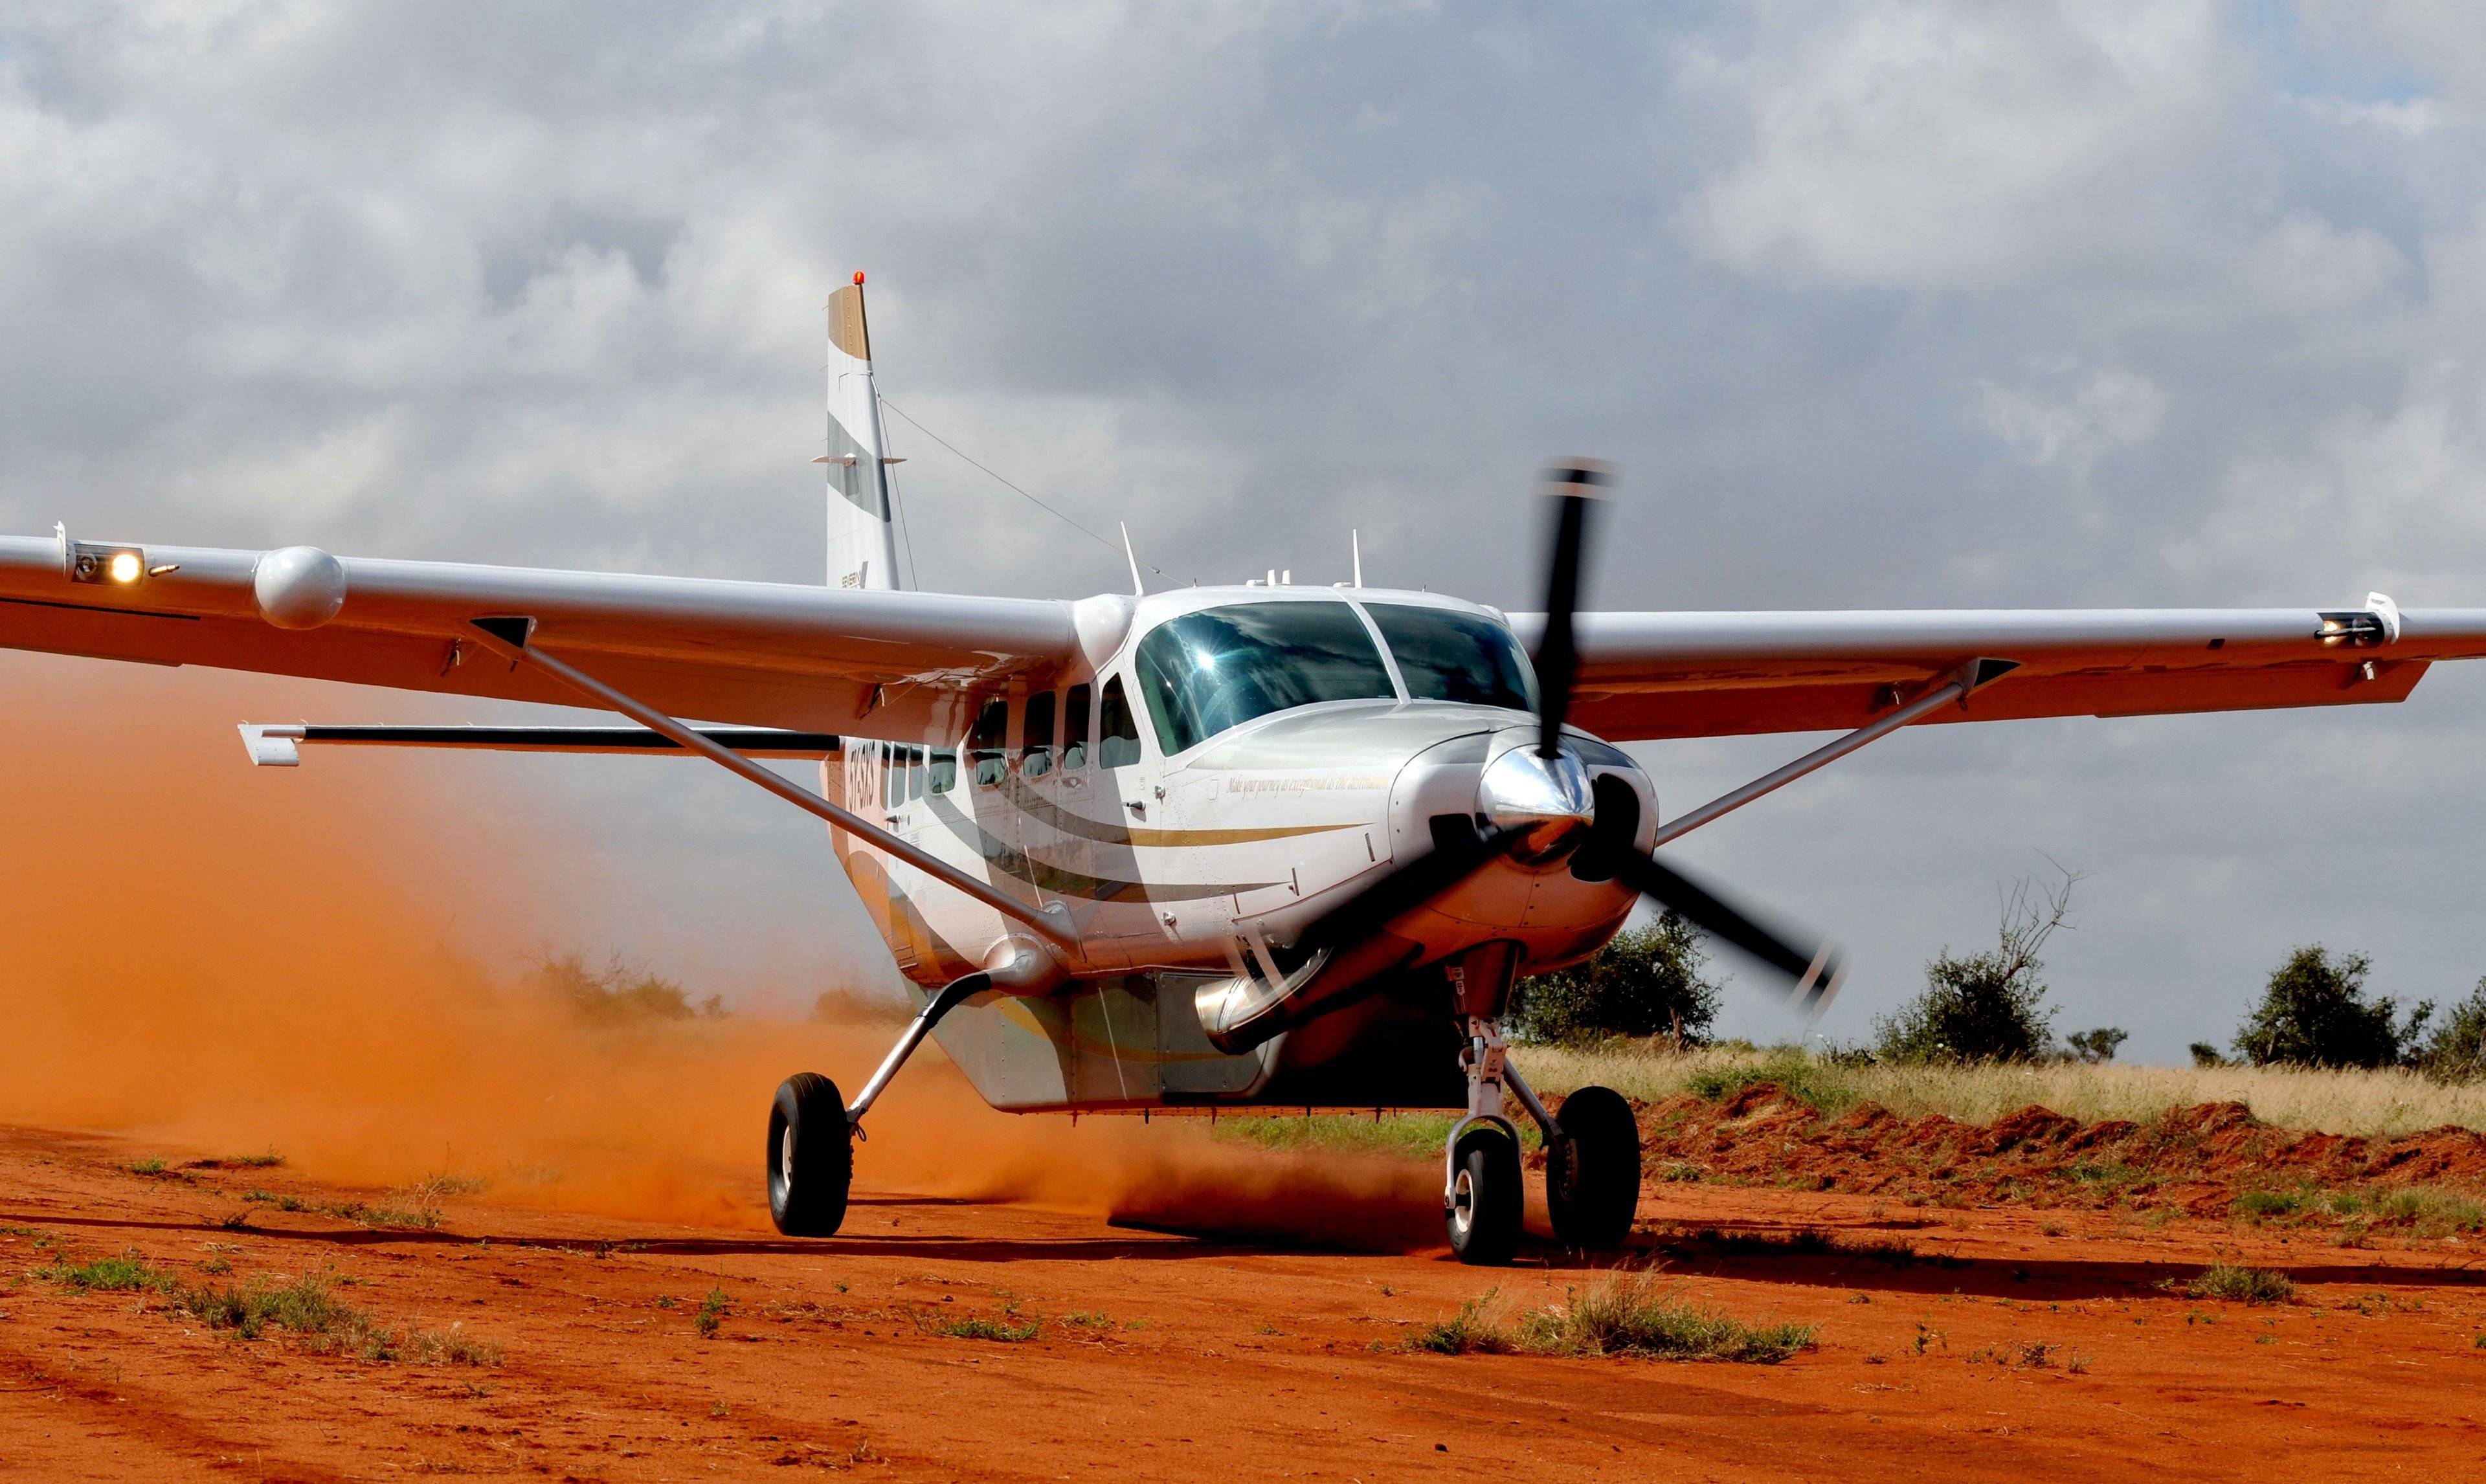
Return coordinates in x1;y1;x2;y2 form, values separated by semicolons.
1440;947;1642;1264
767;971;991;1239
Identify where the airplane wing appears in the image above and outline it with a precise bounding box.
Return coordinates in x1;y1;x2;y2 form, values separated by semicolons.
0;533;1077;733
1510;602;2486;740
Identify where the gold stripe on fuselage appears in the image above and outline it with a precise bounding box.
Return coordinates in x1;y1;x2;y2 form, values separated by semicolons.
1001;773;1365;848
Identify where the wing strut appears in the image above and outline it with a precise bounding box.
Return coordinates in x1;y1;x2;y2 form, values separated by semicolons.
1648;656;2021;850
459;617;1080;953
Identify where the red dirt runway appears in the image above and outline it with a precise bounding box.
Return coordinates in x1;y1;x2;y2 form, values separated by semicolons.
3;1121;2483;1481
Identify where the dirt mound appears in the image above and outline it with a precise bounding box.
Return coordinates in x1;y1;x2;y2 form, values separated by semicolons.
1639;1085;2486;1217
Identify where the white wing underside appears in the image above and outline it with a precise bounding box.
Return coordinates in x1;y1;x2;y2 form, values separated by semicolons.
8;532;2486;741
1508;606;2486;738
0;536;1068;735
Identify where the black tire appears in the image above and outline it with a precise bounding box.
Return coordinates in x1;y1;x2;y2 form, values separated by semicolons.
1446;1125;1524;1266
767;1072;852;1237
1545;1085;1642;1250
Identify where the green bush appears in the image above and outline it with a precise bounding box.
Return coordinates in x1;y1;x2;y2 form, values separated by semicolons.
2233;947;2430;1070
2065;1027;2129;1064
1876;872;2076;1063
1510;913;1719;1045
2418;981;2486;1083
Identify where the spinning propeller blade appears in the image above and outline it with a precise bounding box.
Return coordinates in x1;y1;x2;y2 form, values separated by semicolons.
1293;820;1522;958
1582;841;1846;1016
1532;460;1609;757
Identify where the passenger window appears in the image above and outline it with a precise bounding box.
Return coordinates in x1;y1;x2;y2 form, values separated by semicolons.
880;742;899;811
1097;676;1141;769
1061;683;1092;771
970;698;1011;787
906;746;925;803
928;748;957;794
1022;691;1057;779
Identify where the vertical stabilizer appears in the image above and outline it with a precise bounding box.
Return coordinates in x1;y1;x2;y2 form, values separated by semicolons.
821;274;902;591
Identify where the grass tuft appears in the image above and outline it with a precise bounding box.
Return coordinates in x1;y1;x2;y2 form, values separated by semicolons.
916;1311;1043;1342
44;1252;174;1292
2186;1263;2296;1305
1407;1274;1815;1364
176;1272;497;1364
1404;1295;1516;1355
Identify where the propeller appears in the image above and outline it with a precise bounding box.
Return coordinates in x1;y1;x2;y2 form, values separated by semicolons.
1299;460;1846;1017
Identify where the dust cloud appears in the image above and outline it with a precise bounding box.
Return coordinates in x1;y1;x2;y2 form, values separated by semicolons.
0;656;1440;1250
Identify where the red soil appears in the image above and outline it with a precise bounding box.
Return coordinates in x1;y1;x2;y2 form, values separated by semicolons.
1632;1085;2486;1217
5;1115;2486;1482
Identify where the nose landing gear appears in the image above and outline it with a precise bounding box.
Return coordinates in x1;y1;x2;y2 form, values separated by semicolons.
1441;947;1643;1265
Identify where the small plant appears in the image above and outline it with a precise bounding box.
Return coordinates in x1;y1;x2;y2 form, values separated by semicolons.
917;1310;1042;1342
126;1158;168;1177
695;1288;730;1339
2187;1264;2295;1305
1516;1274;1815;1362
2236;1188;2305;1220
1404;1295;1514;1355
1064;1311;1115;1330
45;1252;173;1292
656;1294;678;1310
711;1401;730;1419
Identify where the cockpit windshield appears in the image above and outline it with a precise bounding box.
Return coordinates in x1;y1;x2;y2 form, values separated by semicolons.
1135;601;1395;755
1363;603;1537;713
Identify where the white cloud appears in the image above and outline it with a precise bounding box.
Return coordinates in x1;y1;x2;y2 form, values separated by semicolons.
2300;0;2486;107
1977;368;2167;469
1691;0;2221;286
2241;213;2406;310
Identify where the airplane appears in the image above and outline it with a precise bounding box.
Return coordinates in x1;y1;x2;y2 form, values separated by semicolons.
8;272;2486;1265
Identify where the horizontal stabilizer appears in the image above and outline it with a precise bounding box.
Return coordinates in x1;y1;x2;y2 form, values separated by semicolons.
237;723;842;766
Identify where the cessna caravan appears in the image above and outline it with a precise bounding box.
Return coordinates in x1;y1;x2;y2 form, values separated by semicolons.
8;274;2484;1264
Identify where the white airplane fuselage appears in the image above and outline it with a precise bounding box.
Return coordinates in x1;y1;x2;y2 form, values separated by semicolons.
821;583;1656;1110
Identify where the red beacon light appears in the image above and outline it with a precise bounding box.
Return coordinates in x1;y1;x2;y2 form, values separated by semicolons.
853;270;866;285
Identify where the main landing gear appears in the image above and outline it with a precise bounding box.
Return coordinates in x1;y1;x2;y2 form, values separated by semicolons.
1442;951;1643;1265
767;971;991;1239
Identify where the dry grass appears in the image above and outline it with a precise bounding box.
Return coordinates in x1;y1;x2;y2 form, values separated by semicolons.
43;1256;498;1364
1514;1043;2486;1138
2185;1263;2296;1305
1405;1273;1814;1363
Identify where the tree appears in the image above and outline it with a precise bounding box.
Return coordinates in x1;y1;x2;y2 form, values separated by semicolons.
2232;946;2429;1069
2065;1027;2129;1064
1875;870;2079;1063
2189;1041;2230;1069
524;948;726;1023
2417;980;2486;1083
1510;913;1720;1045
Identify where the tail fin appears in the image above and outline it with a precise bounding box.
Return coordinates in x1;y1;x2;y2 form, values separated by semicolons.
820;274;901;591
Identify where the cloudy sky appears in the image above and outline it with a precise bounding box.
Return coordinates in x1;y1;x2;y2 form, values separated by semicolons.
6;1;2486;1060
